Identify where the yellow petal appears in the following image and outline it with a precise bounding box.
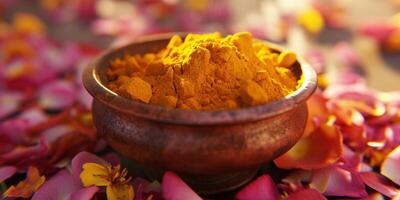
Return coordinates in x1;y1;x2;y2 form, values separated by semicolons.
106;184;135;200
80;163;110;187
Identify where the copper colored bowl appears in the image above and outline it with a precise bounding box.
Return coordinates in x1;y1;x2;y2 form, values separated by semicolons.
82;33;317;194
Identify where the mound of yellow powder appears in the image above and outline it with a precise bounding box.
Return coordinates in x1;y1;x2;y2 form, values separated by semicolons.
107;32;300;110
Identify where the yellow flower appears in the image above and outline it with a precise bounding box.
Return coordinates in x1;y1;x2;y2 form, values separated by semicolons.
80;163;134;200
3;166;45;198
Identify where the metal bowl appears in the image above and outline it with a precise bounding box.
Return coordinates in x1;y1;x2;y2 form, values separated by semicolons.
82;33;317;194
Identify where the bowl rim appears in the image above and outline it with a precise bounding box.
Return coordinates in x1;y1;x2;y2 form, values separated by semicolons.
83;32;317;125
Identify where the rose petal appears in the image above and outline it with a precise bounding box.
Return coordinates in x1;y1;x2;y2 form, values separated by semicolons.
70;186;99;200
71;151;107;183
235;175;279;200
360;172;400;198
310;165;367;198
274;121;343;170
286;189;327;200
333;42;361;66
38;80;76;110
32;169;82;200
161;171;201;200
0;166;16;182
381;145;400;185
0;91;23;119
359;21;397;43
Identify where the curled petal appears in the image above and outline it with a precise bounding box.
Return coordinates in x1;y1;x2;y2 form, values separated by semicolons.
360;172;400;198
4;166;45;198
274;122;343;170
0;91;23;119
38;80;76;110
381;146;400;185
286;189;326;200
161;171;201;200
32;170;81;200
310;165;367;198
0;166;16;182
106;184;135;200
235;175;279;200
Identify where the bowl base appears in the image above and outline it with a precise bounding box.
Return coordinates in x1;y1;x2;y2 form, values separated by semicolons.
144;167;259;195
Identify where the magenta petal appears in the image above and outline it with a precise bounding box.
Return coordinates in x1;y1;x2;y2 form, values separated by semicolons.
32;170;81;200
0;91;23;119
161;171;201;200
381;146;400;185
38;80;76;110
311;165;367;198
102;152;120;166
0;166;17;182
360;172;399;198
332;42;361;66
70;186;99;200
286;189;327;200
70;151;107;183
235;175;279;200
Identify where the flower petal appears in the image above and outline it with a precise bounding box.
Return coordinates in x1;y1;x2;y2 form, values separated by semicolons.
274;121;343;170
4;166;45;198
0;91;23;119
106;184;135;200
310;165;367;198
286;189;327;200
161;171;201;200
381;145;400;185
38;80;76;110
70;186;99;200
80;163;110;187
0;166;16;182
360;172;400;198
235;175;279;200
32;169;81;200
71;151;107;183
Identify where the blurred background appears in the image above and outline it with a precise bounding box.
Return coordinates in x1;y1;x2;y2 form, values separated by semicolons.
1;0;400;90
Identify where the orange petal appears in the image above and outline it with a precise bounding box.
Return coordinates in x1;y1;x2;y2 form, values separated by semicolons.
3;166;45;198
305;90;328;136
12;13;46;35
274;121;343;170
106;183;134;200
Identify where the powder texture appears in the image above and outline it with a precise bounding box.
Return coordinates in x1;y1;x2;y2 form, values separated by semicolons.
107;32;300;110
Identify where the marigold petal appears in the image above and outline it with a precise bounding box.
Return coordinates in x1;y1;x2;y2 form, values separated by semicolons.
235;175;279;200
4;166;45;198
274;122;343;169
381;146;400;185
106;183;134;200
80;163;110;187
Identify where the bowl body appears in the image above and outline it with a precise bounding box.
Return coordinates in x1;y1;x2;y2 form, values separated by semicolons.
83;33;317;176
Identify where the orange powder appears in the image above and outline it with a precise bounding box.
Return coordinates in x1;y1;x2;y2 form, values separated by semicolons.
107;32;300;110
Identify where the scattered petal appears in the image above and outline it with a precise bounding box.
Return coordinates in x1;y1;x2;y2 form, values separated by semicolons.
235;175;279;200
286;188;327;200
360;172;400;198
32;170;81;200
70;186;99;200
0;166;16;182
4;166;45;198
38;80;77;110
161;171;201;200
381;146;400;185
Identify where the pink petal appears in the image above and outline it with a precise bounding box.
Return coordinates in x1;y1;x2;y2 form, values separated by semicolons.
70;186;99;200
0;139;48;167
32;170;81;200
305;50;326;74
359;21;397;43
286;189;327;200
360;172;400;198
235;175;279;200
310;165;367;198
38;80;76;110
0;91;23;119
333;42;361;66
161;171;201;200
381;146;400;185
41;125;72;146
0;166;17;182
102;152;121;166
70;151;107;183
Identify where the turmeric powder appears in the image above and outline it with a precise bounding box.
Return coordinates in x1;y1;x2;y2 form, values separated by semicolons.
106;32;300;110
